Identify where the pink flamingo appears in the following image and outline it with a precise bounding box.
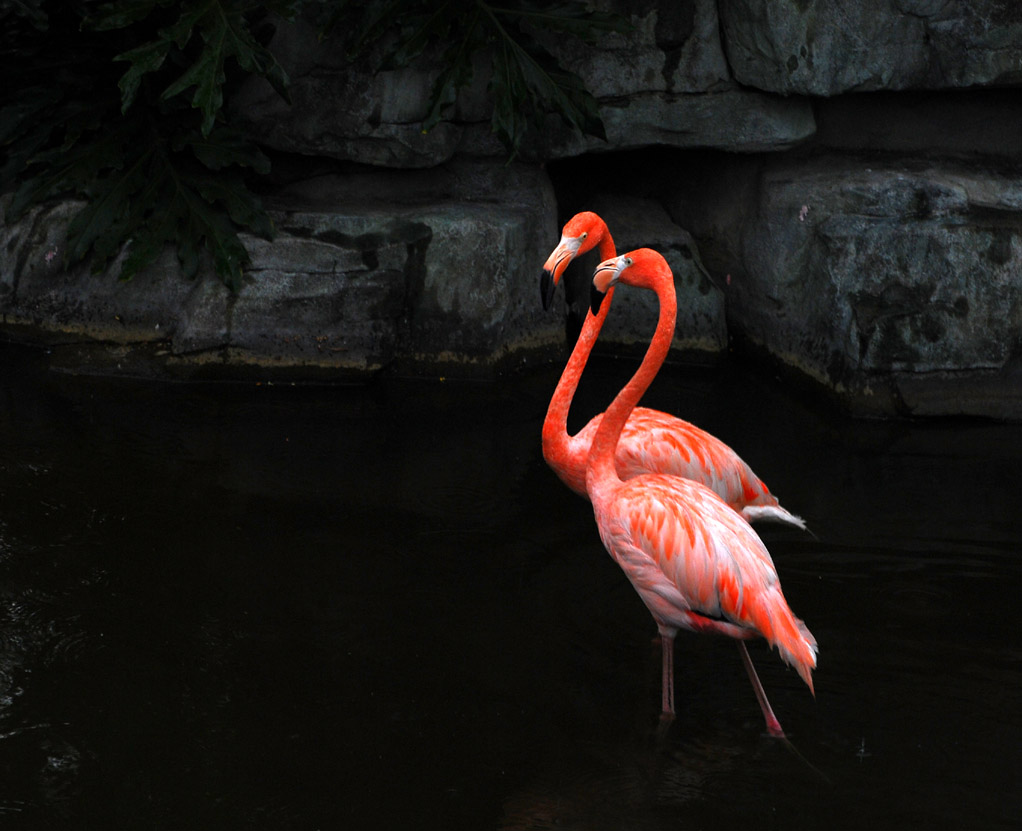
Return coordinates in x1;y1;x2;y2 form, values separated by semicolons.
585;248;817;733
541;212;804;529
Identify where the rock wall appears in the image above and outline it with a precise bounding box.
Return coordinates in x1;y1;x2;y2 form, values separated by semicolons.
3;0;1022;417
720;0;1022;95
1;163;563;379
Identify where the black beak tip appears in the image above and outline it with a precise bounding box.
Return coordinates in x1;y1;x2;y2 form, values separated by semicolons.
590;284;606;315
541;270;556;310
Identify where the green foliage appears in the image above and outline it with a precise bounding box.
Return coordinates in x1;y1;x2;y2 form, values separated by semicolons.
324;0;628;158
0;0;294;290
0;0;624;290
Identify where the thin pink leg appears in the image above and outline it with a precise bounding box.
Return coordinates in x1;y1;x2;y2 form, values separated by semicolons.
737;641;784;737
661;633;675;716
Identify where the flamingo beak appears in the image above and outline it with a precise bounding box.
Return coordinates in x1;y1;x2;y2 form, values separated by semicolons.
590;255;623;314
540;269;557;310
540;235;583;310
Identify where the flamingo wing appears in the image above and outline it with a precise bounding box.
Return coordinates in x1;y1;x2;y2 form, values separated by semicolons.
597;475;817;691
575;408;804;528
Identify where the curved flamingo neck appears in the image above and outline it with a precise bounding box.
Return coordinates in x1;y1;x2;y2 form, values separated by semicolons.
542;227;617;460
586;265;677;494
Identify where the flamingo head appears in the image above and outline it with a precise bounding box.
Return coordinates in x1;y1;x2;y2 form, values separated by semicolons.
540;211;608;310
590;248;668;314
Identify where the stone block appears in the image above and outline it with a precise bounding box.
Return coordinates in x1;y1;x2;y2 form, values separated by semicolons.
233;5;815;165
554;194;726;356
0;162;564;379
720;0;1022;96
731;157;1022;416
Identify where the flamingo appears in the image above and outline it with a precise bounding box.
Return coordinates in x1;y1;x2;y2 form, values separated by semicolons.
584;248;817;733
540;212;804;529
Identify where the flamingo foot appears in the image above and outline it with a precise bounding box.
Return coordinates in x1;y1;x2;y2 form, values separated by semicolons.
763;714;785;738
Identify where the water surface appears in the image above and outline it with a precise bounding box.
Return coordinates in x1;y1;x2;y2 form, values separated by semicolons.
1;347;1020;829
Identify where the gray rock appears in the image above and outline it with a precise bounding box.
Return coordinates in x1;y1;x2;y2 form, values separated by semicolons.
537;0;729;96
523;88;815;159
0;162;567;379
720;0;1022;96
730;156;1022;417
0;199;215;348
8;5;1022;420
230;15;467;169
232;6;815;166
563;194;727;356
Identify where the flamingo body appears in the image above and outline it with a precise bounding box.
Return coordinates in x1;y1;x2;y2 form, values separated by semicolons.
541;212;803;530
585;248;817;721
592;471;817;692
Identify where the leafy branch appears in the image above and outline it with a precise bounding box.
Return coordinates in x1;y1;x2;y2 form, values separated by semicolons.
99;0;293;136
0;0;294;289
0;0;627;292
325;0;629;158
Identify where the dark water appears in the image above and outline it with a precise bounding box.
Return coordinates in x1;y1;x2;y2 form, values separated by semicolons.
1;346;1020;830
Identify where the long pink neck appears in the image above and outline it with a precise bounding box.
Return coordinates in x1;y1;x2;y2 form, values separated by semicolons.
586;268;677;493
542;231;617;452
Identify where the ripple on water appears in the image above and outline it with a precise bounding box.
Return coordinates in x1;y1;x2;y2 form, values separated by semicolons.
499;750;666;831
0;725;82;820
2;356;1022;830
497;720;794;831
0;585;96;715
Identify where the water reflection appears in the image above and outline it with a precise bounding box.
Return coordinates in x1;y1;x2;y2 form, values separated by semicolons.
1;346;1021;828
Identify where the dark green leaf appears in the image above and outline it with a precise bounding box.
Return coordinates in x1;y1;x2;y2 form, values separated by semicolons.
65;148;151;263
159;2;290;135
496;2;630;42
181;192;251;289
248;48;291;103
115;39;173;111
195;173;275;239
421;28;479;132
118;186;179;281
176;228;202;280
8;169;65;219
1;0;288;291
162;2;209;49
386;3;455;68
335;0;411;60
183;129;271;173
119;232;165;281
479;6;608;154
2;0;48;29
344;0;620;156
85;0;166;31
0;85;62;145
162;41;226;135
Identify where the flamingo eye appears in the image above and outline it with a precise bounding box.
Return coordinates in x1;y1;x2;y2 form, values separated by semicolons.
624;257;633;267
580;232;587;240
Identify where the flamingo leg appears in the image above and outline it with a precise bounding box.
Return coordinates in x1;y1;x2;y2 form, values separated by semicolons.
661;633;675;716
737;641;785;737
